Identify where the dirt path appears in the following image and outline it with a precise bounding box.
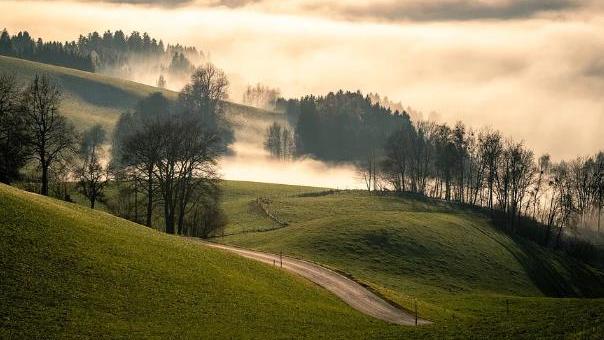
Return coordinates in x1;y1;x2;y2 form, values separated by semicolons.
196;240;430;326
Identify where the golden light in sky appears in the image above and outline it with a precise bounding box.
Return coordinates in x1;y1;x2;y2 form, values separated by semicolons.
2;0;603;162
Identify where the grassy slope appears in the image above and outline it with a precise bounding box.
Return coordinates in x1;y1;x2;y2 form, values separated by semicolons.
220;181;324;234
0;55;166;130
0;55;279;132
0;183;428;338
4;55;604;337
219;184;604;338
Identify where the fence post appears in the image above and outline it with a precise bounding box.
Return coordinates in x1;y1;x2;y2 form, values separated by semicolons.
415;299;418;326
280;250;283;268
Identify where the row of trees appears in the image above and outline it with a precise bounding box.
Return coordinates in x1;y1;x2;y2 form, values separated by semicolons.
0;30;94;71
111;64;232;237
242;83;280;111
371;119;603;249
273;88;601;255
0;72;110;208
1;64;231;238
264;122;295;160
0;29;202;83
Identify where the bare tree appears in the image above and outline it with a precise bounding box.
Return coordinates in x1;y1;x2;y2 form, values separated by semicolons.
151;64;229;235
264;122;295;160
242;83;281;110
531;154;551;220
76;124;108;209
156;74;166;89
21;74;76;195
114;93;170;227
596;154;604;233
478;129;503;211
359;150;377;192
0;73;30;184
264;122;282;158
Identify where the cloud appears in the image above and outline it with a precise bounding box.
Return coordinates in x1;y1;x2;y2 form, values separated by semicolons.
69;0;591;22
92;0;193;5
73;0;261;8
2;0;604;162
318;0;582;22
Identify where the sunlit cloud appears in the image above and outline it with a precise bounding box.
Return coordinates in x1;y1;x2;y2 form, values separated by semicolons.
2;0;603;165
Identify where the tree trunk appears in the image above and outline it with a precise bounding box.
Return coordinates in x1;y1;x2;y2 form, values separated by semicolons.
41;162;49;196
134;180;139;223
146;170;153;228
555;224;564;249
598;204;601;234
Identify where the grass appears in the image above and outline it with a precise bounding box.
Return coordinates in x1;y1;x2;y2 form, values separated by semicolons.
7;179;601;338
1;183;431;338
0;55;168;131
0;55;280;132
220;181;324;234
217;183;604;338
3;56;604;337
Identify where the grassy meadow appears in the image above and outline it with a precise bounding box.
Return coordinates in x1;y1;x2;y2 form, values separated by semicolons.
216;182;604;338
1;183;423;339
2;55;604;338
0;55;280;133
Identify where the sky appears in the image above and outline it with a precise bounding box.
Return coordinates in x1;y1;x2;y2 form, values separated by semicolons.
2;0;603;163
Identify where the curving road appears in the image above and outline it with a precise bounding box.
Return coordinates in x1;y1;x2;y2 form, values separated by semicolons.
195;240;430;326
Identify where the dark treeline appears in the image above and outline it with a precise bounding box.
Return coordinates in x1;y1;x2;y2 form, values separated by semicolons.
275;90;412;162
0;30;94;71
0;29;201;80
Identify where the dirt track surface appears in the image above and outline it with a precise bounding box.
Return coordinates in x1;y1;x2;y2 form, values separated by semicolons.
197;240;431;326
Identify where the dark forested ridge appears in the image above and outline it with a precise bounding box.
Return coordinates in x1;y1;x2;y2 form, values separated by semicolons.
277;90;413;162
0;29;201;80
273;89;603;264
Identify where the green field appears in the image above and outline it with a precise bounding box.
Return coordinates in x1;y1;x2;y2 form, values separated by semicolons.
218;183;604;338
0;55;282;132
1;183;427;338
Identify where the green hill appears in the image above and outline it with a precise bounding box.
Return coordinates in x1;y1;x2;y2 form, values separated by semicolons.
1;183;425;338
0;55;283;132
218;185;604;338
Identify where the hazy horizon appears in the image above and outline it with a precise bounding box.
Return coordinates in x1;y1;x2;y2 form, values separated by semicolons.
2;0;603;162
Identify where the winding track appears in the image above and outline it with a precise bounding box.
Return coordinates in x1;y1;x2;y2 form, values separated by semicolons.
195;240;431;326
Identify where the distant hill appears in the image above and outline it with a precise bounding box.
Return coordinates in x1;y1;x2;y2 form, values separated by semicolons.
0;55;282;134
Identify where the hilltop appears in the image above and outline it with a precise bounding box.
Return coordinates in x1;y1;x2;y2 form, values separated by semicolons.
0;55;281;132
218;183;604;338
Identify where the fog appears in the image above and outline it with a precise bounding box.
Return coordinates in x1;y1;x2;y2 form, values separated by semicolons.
220;142;363;189
223;106;363;188
2;0;603;186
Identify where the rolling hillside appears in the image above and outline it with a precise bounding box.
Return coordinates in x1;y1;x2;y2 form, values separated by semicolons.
3;55;604;338
0;183;419;338
0;55;282;132
218;184;604;338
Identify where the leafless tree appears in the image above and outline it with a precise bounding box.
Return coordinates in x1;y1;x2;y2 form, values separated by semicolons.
21;74;76;195
0;73;30;184
76;124;108;209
